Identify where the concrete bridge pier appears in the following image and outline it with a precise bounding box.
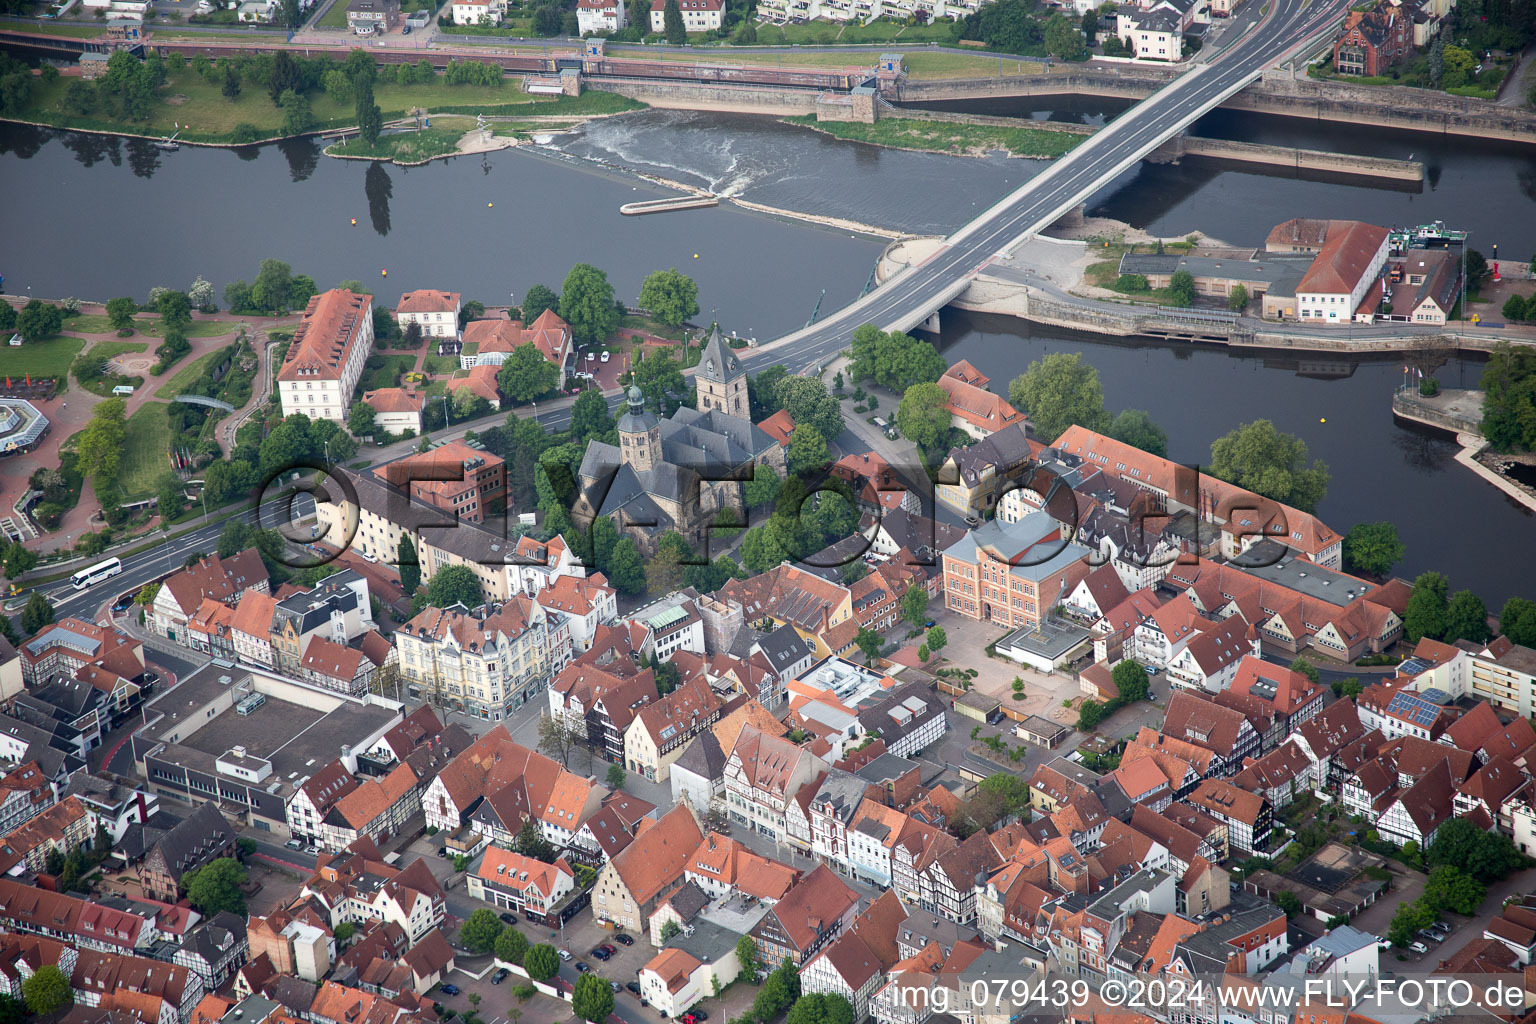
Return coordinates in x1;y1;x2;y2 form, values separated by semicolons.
915;309;942;335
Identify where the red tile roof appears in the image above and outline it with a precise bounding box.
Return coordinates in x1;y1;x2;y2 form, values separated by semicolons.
1298;221;1390;295
396;290;460;314
278;289;371;383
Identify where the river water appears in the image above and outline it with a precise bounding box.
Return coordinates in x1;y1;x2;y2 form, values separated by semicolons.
1;105;1531;604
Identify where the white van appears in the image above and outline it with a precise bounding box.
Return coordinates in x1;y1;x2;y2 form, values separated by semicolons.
112;384;135;395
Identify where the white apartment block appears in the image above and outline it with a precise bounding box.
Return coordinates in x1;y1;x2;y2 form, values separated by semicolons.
277;289;374;423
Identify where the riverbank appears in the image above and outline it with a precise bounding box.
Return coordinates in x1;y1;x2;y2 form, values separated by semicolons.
782;113;1084;159
1391;390;1536;513
0;67;642;147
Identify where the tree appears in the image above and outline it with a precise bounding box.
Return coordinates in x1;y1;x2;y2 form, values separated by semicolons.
1111;660;1149;702
512;818;555;862
663;0;686;41
786;424;830;476
21;592;55;636
222;65;242;100
348;401;377;438
1208;419;1330;513
105;296;138;333
267;50;300;104
1342;522;1404;577
745;463;782;508
279;89;315;137
495;927;530;965
1107;409;1168;457
424;564;484;609
1228;283;1249;312
645;543;684;597
901;586;929;629
1042;12;1085;58
606;763;627;789
1503;295;1528;322
1443;589;1491;644
1008;352;1110;443
629;349;687;413
1167;269;1197;306
16;300;64;342
926;625;947;652
1387;899;1437;947
522;283;559;322
853;626;882;664
1081;7;1098;42
660;919;681;942
1077;699;1109;731
1499;597;1536;647
383;537;417;600
1427;817;1522;882
523;944;560;982
1289;657;1320;686
156;473;184;519
897;381;953;456
572;973;615;1024
21;965;71;1017
538;711;584;768
750;365;789;419
607;537;646;595
2;540;38;580
0;993;27;1024
186;857;247;915
1428;32;1446;86
1422;864;1486;916
1403;571;1449;642
570;388;616;443
1273;890;1302;918
775;375;843;440
559;264;621;345
736;935;759;977
496;343;561;404
639;269;700;327
460;908;502;953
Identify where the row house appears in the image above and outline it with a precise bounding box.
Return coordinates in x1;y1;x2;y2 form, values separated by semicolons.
0;878;158;954
550;662;659;766
506;534;583;598
397;600;559;721
801;890;908;1022
271;574;373;677
536;572;617;655
247;906;334;982
137;802;236;904
723;725;828;845
624;676;724;783
468;848;577;927
1232;739;1315;810
749;863;860;967
148;550;268;641
70;945;203;1024
565;791;657;868
916;831;1000;926
1228;657;1326;735
302;840;446;947
591;803;703;932
1184;780;1272;854
856;682;947;760
170;912;248;991
0;761;57;836
1159;692;1261;777
0;795;96;876
1164;616;1258;694
684;831;799;902
1290;698;1367;792
319;762;421;853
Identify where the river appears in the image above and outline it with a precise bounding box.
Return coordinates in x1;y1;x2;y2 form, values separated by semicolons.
0;108;1531;605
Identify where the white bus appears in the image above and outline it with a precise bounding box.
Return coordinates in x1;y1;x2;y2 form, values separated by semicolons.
71;557;123;590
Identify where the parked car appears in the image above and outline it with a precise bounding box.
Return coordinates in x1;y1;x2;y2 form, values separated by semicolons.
557;949;572;961
626;982;642;996
614;934;634;946
436;848;448;858
440;984;460;996
1409;942;1429;954
964;516;980;527
492;969;510;985
599;943;617;955
284;839;303;850
575;961;590;973
499;912;518;925
682;1013;707;1024
610;982;621;994
1418;929;1444;943
600;350;611;362
589;948;610;961
1430;921;1452;936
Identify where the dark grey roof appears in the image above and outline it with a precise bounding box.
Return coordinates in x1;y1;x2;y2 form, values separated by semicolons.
149;801;232;879
755;624;811;675
273;579;360;634
116;809;186;862
942;422;1033;487
23;678;106;720
179;911;247;962
855;752;919;786
696;326;743;385
809;769;871;825
665;879;711;922
856;681;942;748
617;385;659;436
672;729;727;783
1117;252;1313;289
873;509;966;562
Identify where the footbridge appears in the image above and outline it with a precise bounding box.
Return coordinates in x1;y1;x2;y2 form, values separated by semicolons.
742;0;1355;374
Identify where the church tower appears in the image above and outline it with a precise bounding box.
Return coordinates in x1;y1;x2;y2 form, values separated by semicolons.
617;385;661;474
695;325;747;417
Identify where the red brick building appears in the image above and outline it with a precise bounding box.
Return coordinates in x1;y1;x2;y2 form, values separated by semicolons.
1333;2;1410;76
373;440;506;524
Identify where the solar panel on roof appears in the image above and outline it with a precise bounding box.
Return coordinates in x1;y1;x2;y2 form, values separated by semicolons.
1387;690;1440;727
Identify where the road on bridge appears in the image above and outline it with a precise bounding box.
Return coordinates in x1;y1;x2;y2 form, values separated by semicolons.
739;0;1355;376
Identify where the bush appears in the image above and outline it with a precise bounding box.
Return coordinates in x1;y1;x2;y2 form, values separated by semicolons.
1420;376;1439;397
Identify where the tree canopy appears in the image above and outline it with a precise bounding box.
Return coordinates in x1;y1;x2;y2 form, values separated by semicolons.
523;944;560;982
849;324;947;392
897;381;954;457
185;857;248;916
775;375;843;441
1107;409;1168;457
424;565;484;609
1207;419;1330;513
75;397;128;482
1342;522;1404;577
559;263;620;345
496;343;561;404
1008;352;1110;443
638;269;700;327
459;908;502;953
21;964;71;1017
1426;816;1524;882
572;973;615;1024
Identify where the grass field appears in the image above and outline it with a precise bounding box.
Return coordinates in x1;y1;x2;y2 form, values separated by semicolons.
316;0;351;26
787;115;1082;158
62;314;115;334
330;125;467;162
15;69;635;143
0;336;86;379
2;21;111;36
902;52;1045;79
422;354;462;374
119;402;173;499
154;347;228;398
80;341;149;363
141;318;238;339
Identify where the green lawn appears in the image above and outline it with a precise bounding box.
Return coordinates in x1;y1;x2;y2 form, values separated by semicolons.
786;115;1082;158
902;52;1046;79
0;335;86;379
154;347;228;398
63;314;116;334
119;402;174;499
317;0;351;26
141;318;239;339
330;125;467;163
1;21;110;37
422;354;462;374
81;341;149;362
